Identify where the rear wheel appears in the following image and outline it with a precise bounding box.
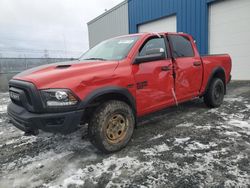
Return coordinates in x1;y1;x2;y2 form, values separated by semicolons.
204;78;225;108
88;100;135;153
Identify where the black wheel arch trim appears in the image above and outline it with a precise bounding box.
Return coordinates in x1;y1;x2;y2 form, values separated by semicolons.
204;67;227;95
77;86;136;113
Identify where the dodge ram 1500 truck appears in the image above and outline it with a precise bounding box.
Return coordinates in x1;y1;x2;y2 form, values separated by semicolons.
7;32;232;153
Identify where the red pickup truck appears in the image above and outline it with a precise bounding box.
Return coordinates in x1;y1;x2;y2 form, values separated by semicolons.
8;32;231;153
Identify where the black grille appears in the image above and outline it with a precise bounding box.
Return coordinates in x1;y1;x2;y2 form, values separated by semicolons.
9;80;44;113
10;87;32;107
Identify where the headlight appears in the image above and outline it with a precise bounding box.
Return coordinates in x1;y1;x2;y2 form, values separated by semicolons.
55;91;68;100
41;89;78;107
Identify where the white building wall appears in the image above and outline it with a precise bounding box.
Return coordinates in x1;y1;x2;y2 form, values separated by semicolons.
209;0;250;80
88;1;129;48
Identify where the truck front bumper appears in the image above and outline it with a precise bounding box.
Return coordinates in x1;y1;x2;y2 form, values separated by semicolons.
7;102;84;134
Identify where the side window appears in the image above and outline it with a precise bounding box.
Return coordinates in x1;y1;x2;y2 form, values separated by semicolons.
169;35;194;58
139;38;167;57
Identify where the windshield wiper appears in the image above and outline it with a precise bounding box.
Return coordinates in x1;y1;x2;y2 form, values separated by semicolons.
83;58;107;61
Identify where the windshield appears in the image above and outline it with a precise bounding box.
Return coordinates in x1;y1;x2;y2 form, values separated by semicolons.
80;36;140;61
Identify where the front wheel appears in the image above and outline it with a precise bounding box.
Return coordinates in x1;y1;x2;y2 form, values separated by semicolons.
88;100;135;153
204;78;225;108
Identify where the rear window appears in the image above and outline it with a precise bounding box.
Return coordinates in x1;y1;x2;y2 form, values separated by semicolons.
168;35;194;58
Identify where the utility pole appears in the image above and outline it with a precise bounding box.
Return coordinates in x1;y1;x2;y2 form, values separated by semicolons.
44;49;49;59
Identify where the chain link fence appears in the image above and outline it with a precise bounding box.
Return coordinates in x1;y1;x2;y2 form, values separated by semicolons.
0;58;72;91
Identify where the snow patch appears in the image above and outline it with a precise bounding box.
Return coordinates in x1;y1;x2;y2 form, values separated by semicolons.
174;137;190;145
208;109;217;113
195;125;212;130
150;134;164;140
59;170;84;187
154;143;170;152
141;143;170;156
223;131;242;137
176;122;193;128
224;97;244;102
0;150;74;188
5;135;37;146
228;120;250;130
185;141;217;151
49;156;154;188
0;104;7;113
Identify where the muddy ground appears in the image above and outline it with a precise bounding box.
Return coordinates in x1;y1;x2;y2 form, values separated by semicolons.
0;81;249;188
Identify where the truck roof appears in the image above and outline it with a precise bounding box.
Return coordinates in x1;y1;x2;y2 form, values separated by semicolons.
114;32;190;39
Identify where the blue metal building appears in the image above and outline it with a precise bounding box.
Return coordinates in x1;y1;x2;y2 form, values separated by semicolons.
128;0;216;55
88;0;250;80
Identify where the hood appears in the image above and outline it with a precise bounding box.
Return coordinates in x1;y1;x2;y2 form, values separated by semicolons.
13;60;119;89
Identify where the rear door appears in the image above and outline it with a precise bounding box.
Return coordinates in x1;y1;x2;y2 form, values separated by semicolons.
168;34;203;101
133;36;175;115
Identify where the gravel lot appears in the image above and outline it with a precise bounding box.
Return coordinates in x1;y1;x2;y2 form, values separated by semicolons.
0;81;249;188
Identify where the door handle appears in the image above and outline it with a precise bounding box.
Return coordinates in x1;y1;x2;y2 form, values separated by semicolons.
161;66;172;71
193;61;202;66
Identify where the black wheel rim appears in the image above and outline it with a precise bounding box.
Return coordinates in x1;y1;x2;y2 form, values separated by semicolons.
214;83;224;103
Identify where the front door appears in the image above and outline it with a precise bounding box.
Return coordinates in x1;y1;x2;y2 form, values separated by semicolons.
133;36;175;115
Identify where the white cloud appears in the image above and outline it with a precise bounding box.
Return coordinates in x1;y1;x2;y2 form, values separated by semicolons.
0;0;124;58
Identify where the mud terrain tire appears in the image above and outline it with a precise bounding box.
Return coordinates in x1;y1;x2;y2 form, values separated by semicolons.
204;78;225;108
88;100;135;153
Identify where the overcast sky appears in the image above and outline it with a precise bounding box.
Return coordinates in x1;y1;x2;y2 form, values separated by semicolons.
0;0;123;58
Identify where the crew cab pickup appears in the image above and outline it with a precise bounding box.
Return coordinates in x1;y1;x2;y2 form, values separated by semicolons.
7;32;232;153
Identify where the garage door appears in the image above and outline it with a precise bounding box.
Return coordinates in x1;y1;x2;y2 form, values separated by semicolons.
209;0;250;80
138;15;177;33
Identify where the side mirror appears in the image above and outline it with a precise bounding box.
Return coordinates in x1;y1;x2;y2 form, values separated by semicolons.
134;49;166;64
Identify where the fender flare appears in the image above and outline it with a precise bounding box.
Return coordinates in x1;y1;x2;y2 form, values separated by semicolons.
77;86;136;113
204;67;226;94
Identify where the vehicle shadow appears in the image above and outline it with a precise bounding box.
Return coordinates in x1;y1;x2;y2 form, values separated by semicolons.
137;98;207;128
